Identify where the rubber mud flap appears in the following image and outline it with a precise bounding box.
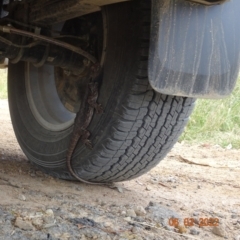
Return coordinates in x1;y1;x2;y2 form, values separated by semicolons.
149;0;240;98
187;0;229;5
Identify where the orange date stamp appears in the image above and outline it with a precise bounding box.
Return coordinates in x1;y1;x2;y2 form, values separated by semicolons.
169;218;219;227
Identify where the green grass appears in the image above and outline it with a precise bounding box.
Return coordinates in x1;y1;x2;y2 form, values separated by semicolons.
0;69;7;99
181;79;240;149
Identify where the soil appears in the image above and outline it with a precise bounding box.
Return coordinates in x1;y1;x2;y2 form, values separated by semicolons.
0;99;240;240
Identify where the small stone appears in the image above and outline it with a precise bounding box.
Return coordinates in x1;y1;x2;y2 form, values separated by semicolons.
131;226;140;233
104;222;112;228
32;218;44;229
134;206;146;216
176;225;187;234
148;201;156;207
117;187;123;193
193;218;199;225
180;206;187;211
124;217;131;222
43;223;56;229
231;214;238;219
15;217;35;231
192;212;199;216
45;209;54;216
216;213;225;218
146;186;152;191
164;225;174;231
166;177;177;183
75;186;83;191
212;225;226;237
43;209;55;224
58;233;71;240
18;194;26;201
126;209;136;218
121;211;126;216
190;228;200;235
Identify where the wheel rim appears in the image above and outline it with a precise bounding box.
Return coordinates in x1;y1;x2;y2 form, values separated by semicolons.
25;63;75;131
25;12;105;132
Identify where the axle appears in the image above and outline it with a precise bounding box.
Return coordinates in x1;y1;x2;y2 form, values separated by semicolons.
0;25;97;74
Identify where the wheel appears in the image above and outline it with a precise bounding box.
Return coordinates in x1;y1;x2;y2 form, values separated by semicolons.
8;0;195;183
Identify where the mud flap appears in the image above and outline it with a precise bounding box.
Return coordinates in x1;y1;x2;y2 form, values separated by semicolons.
149;0;240;98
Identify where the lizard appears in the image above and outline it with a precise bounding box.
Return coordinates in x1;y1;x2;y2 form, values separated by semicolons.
66;81;105;185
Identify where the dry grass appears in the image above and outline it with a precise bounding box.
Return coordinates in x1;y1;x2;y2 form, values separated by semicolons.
0;69;7;99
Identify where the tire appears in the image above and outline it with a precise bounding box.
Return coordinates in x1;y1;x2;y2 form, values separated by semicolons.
8;0;195;183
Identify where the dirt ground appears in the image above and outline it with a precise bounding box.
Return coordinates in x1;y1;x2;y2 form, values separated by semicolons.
0;99;240;240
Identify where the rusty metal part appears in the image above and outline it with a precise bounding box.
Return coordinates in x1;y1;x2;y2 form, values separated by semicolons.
66;81;104;185
0;36;93;71
29;0;129;25
0;25;97;63
187;0;229;5
55;66;93;113
54;12;103;113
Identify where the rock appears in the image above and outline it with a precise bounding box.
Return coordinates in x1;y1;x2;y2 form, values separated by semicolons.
103;222;112;228
14;217;35;231
121;211;126;216
45;209;54;215
216;213;225;218
18;194;26;201
145;186;152;191
124;217;132;222
146;202;181;226
57;233;71;240
134;206;146;216
164;225;174;231
100;201;106;206
117;187;123;193
166;177;177;183
212;225;226;237
193;217;199;225
180;206;187;211
75;186;84;192
148;201;156;207
190;228;200;235
131;226;141;234
192;212;199;216
231;214;238;219
32;218;44;229
43;209;55;224
43;223;56;229
126;209;136;218
176;225;187;234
